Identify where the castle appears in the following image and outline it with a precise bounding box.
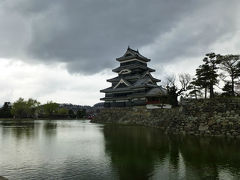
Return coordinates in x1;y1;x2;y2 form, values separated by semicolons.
100;47;168;108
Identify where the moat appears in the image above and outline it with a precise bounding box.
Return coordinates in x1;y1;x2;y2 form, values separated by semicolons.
0;120;240;179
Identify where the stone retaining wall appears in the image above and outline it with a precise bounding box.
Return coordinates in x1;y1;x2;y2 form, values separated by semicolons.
92;98;240;138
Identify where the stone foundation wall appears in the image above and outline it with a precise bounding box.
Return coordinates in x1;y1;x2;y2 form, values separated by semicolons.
92;98;240;138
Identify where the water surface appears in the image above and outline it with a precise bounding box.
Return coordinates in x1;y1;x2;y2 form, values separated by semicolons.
0;120;240;180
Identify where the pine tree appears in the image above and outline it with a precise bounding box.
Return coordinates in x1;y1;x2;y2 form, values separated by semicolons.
191;53;220;98
222;82;232;97
0;102;12;118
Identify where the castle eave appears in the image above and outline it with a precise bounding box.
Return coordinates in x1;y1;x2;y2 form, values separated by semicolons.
116;56;150;62
112;65;155;73
100;87;134;93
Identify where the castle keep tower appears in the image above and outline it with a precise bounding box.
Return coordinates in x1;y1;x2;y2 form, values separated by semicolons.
100;47;166;107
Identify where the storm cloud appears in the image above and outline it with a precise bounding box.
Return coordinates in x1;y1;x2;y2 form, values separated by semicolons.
0;0;239;74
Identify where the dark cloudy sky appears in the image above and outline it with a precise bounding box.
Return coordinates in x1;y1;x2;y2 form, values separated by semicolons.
0;0;239;105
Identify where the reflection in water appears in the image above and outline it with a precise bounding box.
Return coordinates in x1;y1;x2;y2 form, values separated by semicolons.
103;125;161;180
1;120;36;140
0;120;240;179
0;120;115;180
103;125;240;180
42;121;58;141
179;136;240;179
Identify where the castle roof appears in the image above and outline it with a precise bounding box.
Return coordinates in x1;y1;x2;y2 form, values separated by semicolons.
107;75;141;82
146;87;167;97
101;76;159;93
112;64;155;73
116;47;150;62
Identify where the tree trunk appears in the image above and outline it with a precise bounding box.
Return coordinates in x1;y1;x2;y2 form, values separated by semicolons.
209;83;214;98
231;74;235;96
204;88;207;99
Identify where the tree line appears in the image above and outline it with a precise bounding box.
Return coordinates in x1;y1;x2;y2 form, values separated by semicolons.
165;53;240;106
0;98;87;119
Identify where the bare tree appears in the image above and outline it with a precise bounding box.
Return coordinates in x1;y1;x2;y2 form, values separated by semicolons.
164;74;176;87
164;73;192;106
179;73;191;92
164;73;191;94
218;54;240;96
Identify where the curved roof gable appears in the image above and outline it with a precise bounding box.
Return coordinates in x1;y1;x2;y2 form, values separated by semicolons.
113;78;131;89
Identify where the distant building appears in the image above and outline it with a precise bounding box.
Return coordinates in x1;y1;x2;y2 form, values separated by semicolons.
100;47;168;108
